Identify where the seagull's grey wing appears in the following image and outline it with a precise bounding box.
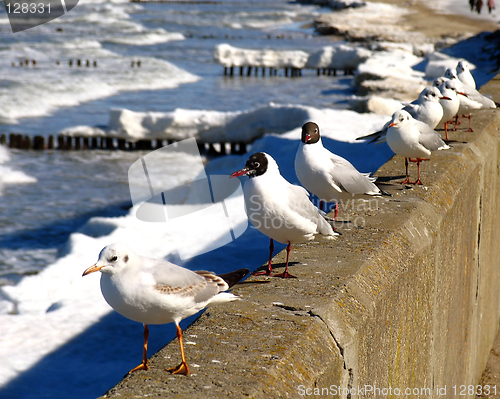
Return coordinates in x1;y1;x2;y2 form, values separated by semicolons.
328;154;379;195
287;184;334;235
153;265;227;304
147;257;213;302
402;102;419;119
468;89;496;108
416;122;448;151
415;119;441;137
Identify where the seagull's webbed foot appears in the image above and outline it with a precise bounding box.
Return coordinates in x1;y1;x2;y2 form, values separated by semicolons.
127;361;149;374
399;177;412;184
252;269;272;276
272;271;297;278
167;361;189;375
412;179;424;185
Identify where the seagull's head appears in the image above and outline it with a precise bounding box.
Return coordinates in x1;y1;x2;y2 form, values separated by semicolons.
433;76;447;88
301;121;320;144
422;86;448;103
441;80;466;98
457;60;468;73
388;110;412;128
444;68;458;81
230;152;277;179
83;243;134;276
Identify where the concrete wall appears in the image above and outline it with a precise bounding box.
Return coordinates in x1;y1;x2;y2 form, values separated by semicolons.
100;76;500;399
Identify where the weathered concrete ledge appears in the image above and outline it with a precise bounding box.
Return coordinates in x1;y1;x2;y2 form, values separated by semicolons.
100;76;500;398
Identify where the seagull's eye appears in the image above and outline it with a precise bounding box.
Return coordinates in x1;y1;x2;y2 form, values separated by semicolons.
253;161;260;169
110;255;118;262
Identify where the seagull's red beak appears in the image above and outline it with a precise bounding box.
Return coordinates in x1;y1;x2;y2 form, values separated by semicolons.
82;264;104;277
440;96;451;101
229;167;249;178
458;92;468;97
388;122;397;128
305;134;312;143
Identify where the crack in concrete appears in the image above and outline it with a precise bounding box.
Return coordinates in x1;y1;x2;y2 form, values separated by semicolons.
308;310;354;399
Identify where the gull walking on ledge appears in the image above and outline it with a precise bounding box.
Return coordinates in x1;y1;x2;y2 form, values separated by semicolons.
83;243;248;375
295;121;388;219
230;152;339;278
386;110;450;185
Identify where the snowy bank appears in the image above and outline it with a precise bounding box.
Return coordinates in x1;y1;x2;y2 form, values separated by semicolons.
214;44;309;69
62;104;314;143
214;43;372;72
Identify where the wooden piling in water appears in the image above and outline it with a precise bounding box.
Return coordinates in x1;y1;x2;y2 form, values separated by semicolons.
118;138;127;151
0;133;252;156
105;137;114;150
136;140;151;150
33;136;45;150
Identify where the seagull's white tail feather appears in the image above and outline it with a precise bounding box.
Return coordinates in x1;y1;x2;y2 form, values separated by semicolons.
208;292;241;306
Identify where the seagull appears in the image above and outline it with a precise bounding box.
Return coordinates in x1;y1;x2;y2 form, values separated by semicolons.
295;121;388;219
230;152;339;278
356;86;451;145
446;79;482;132
386;110;450;185
443;68;495;131
444;68;496;108
402;86;447;130
82;243;248;375
437;79;462;140
456;60;476;89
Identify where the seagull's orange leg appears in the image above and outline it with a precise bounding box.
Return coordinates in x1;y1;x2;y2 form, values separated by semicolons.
412;158;427;185
128;324;150;374
167;323;190;375
272;243;297;279
464;113;473;132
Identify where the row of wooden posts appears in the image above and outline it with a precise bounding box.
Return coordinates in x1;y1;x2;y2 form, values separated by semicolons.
224;66;303;77
12;59;143;68
0;134;249;155
223;65;355;77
